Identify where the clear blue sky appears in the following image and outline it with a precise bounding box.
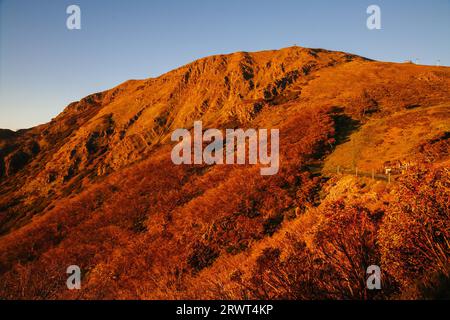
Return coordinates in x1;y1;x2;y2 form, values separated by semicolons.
1;0;449;130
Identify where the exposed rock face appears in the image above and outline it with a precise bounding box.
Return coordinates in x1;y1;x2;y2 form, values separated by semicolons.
5;150;31;176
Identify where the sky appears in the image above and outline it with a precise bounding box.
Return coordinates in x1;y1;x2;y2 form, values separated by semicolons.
0;0;449;130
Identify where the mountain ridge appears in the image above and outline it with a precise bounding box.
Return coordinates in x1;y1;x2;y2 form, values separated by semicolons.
0;46;449;299
1;46;449;229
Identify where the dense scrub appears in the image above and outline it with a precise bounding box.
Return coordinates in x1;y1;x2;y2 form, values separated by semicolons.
186;166;448;300
0;108;448;299
0;47;449;300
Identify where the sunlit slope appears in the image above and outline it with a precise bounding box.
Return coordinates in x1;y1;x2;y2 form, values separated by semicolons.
0;47;449;300
323;104;450;172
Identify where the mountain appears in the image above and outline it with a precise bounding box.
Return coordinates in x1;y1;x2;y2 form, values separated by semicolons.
0;46;449;299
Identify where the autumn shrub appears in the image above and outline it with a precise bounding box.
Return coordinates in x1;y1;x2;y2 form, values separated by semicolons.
222;200;399;300
312;200;397;299
237;243;332;300
379;166;449;297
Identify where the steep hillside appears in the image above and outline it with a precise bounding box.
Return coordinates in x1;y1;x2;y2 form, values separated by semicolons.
0;47;449;299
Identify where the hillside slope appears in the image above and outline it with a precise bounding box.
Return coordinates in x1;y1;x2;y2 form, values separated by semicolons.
0;46;449;299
